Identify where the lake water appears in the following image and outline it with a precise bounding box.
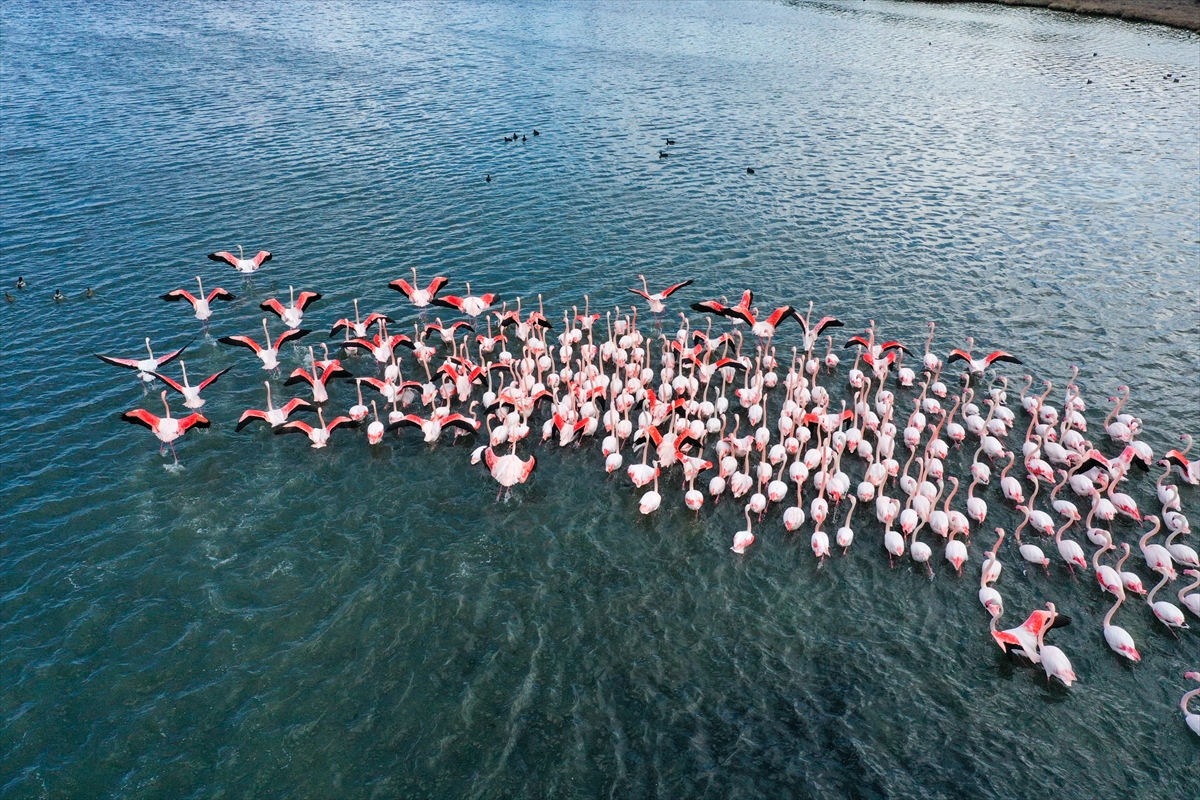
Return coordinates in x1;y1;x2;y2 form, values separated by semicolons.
2;1;1198;797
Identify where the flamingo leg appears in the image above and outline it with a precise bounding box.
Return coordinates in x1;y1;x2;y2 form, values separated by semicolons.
169;441;179;465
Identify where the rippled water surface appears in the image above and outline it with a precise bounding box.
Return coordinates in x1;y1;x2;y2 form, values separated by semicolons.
3;1;1199;797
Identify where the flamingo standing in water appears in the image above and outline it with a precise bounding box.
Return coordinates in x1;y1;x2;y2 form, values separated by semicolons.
1147;571;1189;634
366;401;385;445
1182;673;1200;736
160;277;235;326
121;391;210;463
1101;592;1141;663
276;407;358;449
208;245;271;274
1036;603;1076;687
153;362;230;410
627;275;693;314
235;381;314;430
1163;435;1200;485
390;268;449;309
96;337;193;384
260;286;321;329
219;320;310;372
1180;570;1200;620
731;504;755;554
989;603;1069;663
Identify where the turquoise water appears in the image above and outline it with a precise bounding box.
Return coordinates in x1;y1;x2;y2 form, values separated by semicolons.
2;1;1198;797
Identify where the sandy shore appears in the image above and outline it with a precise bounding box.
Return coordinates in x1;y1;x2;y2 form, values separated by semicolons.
921;0;1200;31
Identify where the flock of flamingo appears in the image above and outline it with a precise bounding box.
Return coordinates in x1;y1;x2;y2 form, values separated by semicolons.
96;248;1200;729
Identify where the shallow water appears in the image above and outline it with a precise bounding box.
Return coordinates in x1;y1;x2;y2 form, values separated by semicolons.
2;1;1198;797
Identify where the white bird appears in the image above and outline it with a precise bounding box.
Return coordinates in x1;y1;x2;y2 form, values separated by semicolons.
208;245;272;274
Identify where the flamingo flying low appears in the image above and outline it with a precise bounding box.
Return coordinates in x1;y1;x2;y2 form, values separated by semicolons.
433;282;501;318
275;407;358;448
387;412;481;442
208;245;272;274
390;268;449;308
96;337;193;383
947;337;1022;376
627;275;693;314
330;299;393;338
153;362;230;410
235;381;314;430
160;277;235;324
219;320;310;372
260;286;321;329
121;390;210;463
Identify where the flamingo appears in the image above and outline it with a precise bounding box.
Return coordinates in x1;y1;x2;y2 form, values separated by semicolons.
945;527;967;575
121;390;210;462
836;496;857;553
1177;570;1200;620
1093;540;1124;598
1053;517;1088;574
1140;516;1176;580
1036;604;1076;687
276;407;358;449
208;245;271;274
1115;544;1147;597
990;603;1068;663
235;381;314;430
1182;673;1200;736
1163;434;1199;485
285;348;350;404
731;505;755;554
330;299;393;338
627;275;693;314
260;285;321;329
639;472;662;515
366;401;385;444
1101;591;1141;663
219;320;310;372
981;528;1005;586
795;302;844;352
96;337;192;384
1165;528;1200;568
484;441;536;498
946;337;1022;376
160;277;235;325
387;411;480;443
1147;572;1189;634
153;362;230;410
433;282;501;318
389;268;449;308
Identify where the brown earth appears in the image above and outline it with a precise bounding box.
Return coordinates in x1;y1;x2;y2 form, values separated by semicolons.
921;0;1200;31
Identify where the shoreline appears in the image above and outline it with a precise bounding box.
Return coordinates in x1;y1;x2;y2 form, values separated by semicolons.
916;0;1200;32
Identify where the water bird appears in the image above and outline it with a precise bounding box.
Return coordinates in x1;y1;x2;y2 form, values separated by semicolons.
989;603;1070;663
153;362;230;410
533;130;539;136
389;268;449;309
746;168;755;174
121;390;210;463
731;504;755;554
627;275;693;314
4;292;13;303
161;277;235;325
53;289;64;302
330;299;393;339
276;407;358;448
208;245;272;274
1182;673;1200;735
96;337;192;383
432;282;501;318
486;174;491;182
236;382;315;431
218;320;310;372
85;287;95;298
659;151;669;158
260;285;321;329
947;338;1022;376
16;277;26;289
387;411;481;442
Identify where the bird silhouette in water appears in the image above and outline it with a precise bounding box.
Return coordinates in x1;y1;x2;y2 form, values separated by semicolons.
532;129;540;136
665;138;676;145
53;289;65;302
486;174;491;183
659;151;669;159
522;135;527;142
5;292;14;303
16;277;26;289
746;168;755;175
504;136;512;142
85;287;95;298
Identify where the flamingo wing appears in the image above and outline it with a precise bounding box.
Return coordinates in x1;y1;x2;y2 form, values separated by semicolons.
177;413;211;432
627;287;652;301
736;289;753;310
260;298;287;318
235;409;271;431
484;447;499;470
385;415;425;433
690;300;728;316
812;316;843;336
426;276;450;297
983;351;1022;366
272;328;311;350
723;306;755;326
389;278;417;298
196;366;232;391
341;338;375;352
430;294;465;311
450;321;475;333
281;398;315;415
878;341;911;355
96;353;143;369
442;415;481;433
250;251;272;267
217;335;264;355
842;335;871;350
392;334;415;350
206;288;236;303
208;251;240;267
1164;450;1192;469
284;369;315;387
945;349;973;364
276;420;314;435
151;372;187;393
479;293;500;305
659;279;694;298
324;416;359;432
160;289;198;305
360;313;394;327
763;306;795;328
121;409;161;430
154;340;193;368
713;357;749;372
330;319;354;336
294;291;322;311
